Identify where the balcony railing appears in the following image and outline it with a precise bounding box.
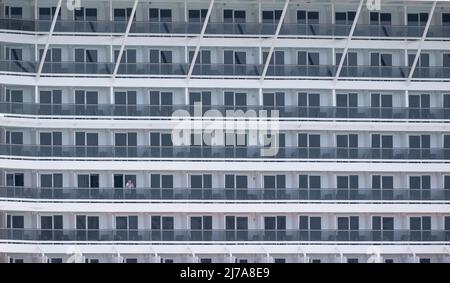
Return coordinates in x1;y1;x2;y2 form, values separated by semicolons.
0;229;447;242
0;60;36;73
353;25;426;38
114;63;187;75
0;18;36;32
340;66;410;78
1;18;448;38
1;187;448;201
0;145;449;160
1;103;450;120
412;67;450;79
206;22;279;35
426;25;450;38
1;61;449;79
264;65;336;77
279;24;351;37
191;64;263;76
41;62;114;75
0;61;189;76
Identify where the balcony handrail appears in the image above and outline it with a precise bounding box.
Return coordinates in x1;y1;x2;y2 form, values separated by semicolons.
1;102;450;120
0;228;447;242
1;60;449;80
0;17;448;38
0;144;446;150
0;186;448;201
3;102;449;110
0;144;448;160
0;186;446;191
4;60;446;70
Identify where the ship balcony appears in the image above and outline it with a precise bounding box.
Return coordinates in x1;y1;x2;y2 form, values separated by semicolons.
1;187;449;202
0;18;449;39
0;228;448;242
2;103;450;121
0;145;449;161
2;61;449;80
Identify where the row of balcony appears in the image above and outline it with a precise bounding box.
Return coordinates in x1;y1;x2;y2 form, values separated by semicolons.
2;103;450;120
2;61;450;79
0;229;447;242
0;187;448;201
1;19;448;38
1;145;449;160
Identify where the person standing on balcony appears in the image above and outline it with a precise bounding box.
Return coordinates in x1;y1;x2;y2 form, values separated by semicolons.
126;179;135;189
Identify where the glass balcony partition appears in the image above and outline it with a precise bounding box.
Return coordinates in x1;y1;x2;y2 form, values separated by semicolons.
264;65;336;77
1;60;449;80
40;62;113;74
426;26;450;38
0;18;36;32
2;103;450;120
0;228;446;242
353;24;424;38
1;187;449;201
412;67;450;79
340;66;410;78
191;64;262;76
279;24;350;37
0;145;449;160
0;60;36;73
0;17;445;38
